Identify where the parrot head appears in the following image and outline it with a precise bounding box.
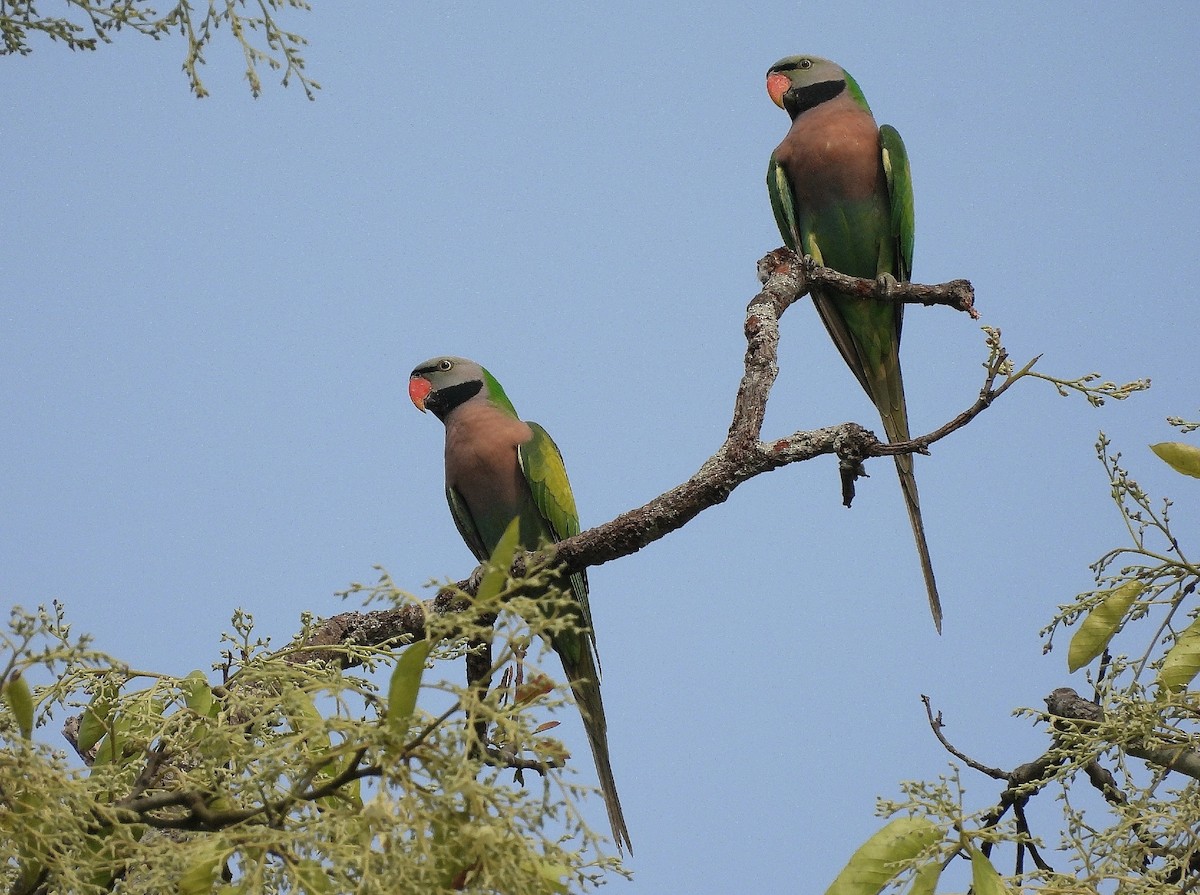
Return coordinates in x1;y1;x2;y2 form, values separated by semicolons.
766;55;869;119
409;356;484;420
409;356;519;422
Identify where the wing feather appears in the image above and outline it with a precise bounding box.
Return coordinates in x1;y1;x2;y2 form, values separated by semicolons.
518;423;593;634
766;154;802;251
446;485;489;563
879;124;914;282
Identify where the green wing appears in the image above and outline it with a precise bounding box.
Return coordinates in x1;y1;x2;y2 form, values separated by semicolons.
446;486;488;563
879;124;914;282
518;423;580;540
517;422;593;635
766;153;801;252
518;424;627;850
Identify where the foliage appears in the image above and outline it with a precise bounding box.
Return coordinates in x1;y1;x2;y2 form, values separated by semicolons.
849;418;1200;895
0;559;625;894
0;0;318;97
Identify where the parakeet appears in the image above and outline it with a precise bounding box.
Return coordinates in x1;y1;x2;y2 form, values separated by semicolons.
408;356;632;852
765;55;942;632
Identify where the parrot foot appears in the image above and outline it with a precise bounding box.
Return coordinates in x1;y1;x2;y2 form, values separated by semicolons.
465;565;485;593
874;272;899;298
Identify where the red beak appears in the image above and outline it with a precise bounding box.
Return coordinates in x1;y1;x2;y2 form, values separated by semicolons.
766;72;791;109
408;376;432;413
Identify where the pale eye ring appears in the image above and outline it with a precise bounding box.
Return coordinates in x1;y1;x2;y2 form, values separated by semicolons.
798;58;813;70
438;359;453;371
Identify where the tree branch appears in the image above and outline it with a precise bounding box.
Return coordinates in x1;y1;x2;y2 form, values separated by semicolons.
1045;687;1200;782
555;249;979;572
290;251;990;662
793;251;979;319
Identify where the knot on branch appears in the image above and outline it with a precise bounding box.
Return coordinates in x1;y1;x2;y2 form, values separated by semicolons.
833;423;878;507
1045;687;1104;725
752;248;809;318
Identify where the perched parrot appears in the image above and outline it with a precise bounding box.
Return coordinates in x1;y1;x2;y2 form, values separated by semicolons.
765;55;942;633
408;356;632;853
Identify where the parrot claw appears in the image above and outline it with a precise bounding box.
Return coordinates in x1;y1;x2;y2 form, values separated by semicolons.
466;565;485;593
874;272;899;298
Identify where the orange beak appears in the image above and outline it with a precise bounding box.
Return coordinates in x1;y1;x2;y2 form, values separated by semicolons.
766;72;791;109
408;376;432;413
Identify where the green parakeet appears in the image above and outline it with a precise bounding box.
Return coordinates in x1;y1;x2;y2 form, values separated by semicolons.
765;55;942;632
408;356;632;852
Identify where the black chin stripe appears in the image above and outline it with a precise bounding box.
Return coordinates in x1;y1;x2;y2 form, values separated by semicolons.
427;379;483;420
783;79;845;118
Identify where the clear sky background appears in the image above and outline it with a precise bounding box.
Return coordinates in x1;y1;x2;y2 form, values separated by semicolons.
4;2;1199;891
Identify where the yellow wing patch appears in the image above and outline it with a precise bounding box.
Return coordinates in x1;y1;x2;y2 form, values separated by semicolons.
518;422;580;541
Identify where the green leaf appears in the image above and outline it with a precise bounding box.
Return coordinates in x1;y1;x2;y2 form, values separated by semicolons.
969;847;1009;895
824;817;942;895
91;694;167;769
1067;580;1144;672
178;852;222;895
124;693;168;747
1158;615;1200;691
1150;442;1200;478
91;712;131;767
477;516;522;605
280;684;330;757
907;859;942;895
387;640;432;737
182;670;215;717
2;671;34;739
77;682;120;752
7;779;48;893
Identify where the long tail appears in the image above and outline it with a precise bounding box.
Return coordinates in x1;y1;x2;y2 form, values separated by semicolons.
810;282;942;631
558;639;633;853
892;451;942;633
874;363;943;634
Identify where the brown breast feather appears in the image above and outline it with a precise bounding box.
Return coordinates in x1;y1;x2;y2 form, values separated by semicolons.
774;99;884;205
443;401;534;516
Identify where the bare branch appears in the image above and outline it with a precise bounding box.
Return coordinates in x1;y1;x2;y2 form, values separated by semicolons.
922;695;1007;779
555;251;984;573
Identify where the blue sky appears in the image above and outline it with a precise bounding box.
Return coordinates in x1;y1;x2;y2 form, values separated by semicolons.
3;2;1198;890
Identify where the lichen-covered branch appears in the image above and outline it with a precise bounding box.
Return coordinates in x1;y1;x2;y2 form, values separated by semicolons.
555;249;981;573
294;250;989;659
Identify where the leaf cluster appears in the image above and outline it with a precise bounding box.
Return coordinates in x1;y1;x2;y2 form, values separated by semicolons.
0;552;624;894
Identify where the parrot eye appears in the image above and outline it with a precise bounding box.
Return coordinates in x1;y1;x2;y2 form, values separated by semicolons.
798;58;813;70
438;359;453;371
